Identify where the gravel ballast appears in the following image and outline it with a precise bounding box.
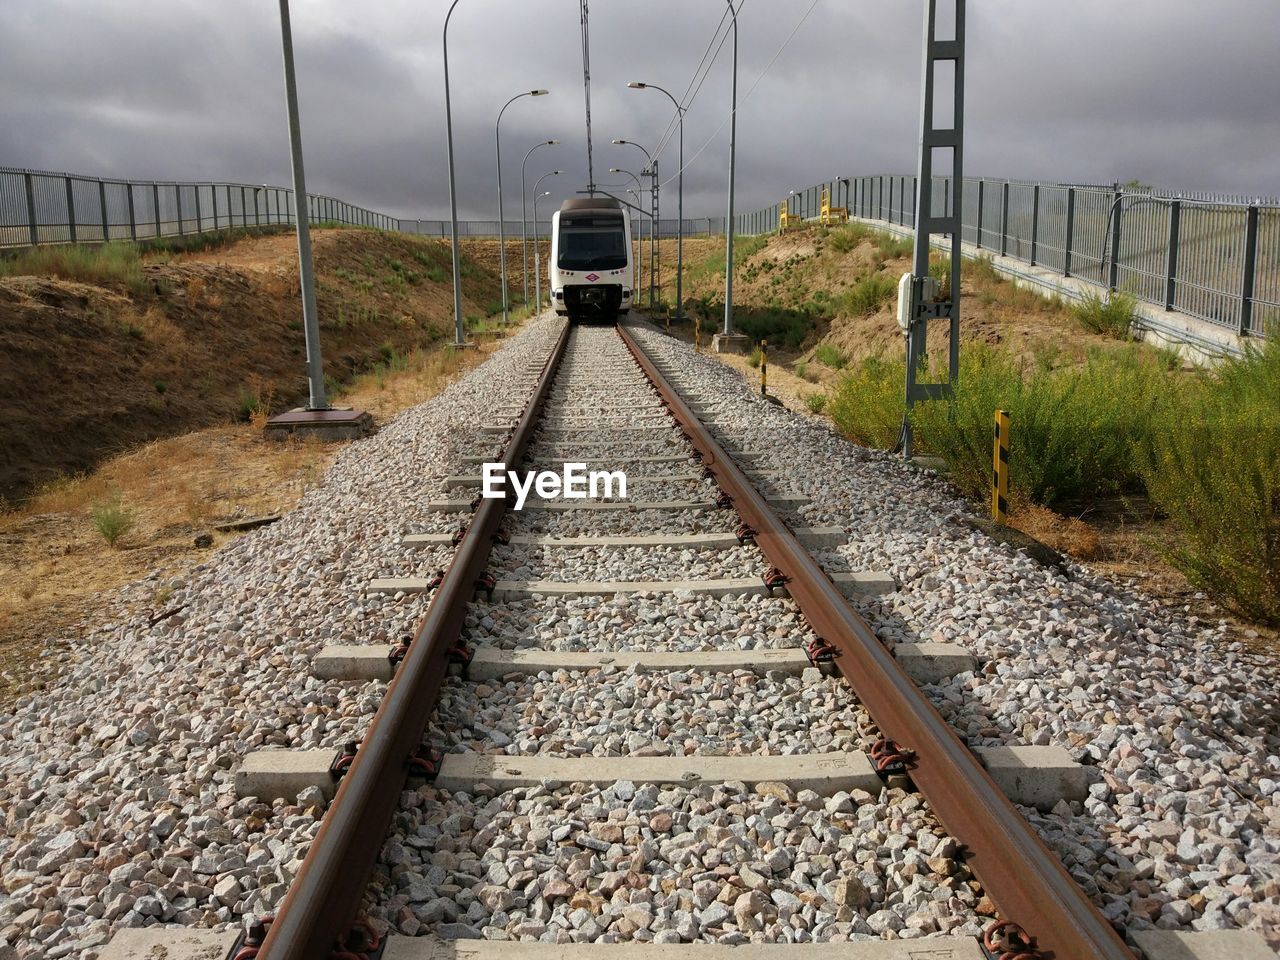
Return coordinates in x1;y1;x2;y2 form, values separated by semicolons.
0;315;1276;957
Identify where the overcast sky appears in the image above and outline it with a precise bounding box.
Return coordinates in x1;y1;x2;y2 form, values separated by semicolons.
3;0;1278;222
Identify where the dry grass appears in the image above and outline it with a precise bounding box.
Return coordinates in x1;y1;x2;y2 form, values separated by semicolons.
0;328;506;705
1009;500;1103;561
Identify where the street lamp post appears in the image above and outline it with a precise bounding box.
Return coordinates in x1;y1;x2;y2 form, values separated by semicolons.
443;0;467;346
521;139;559;306
496;90;549;325
612;138;655;308
722;1;740;340
531;172;560;313
626;84;685;320
276;0;327;410
610;168;645;299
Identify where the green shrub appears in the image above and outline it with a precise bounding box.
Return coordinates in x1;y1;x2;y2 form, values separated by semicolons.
0;243;148;296
929;256;952;297
876;235;914;260
733;307;813;350
814;343;848;369
839;273;897;315
425;265;447;283
90;497;136;548
828;223;871;254
910;343;1173;507
803;392;827;414
794;361;808;381
237;386;265;421
747;346;763;368
826;355;906;448
1073;291;1137;339
1138;341;1280;623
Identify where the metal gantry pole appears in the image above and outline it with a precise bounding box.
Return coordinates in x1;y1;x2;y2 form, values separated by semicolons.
653;160;660;308
722;0;739;336
443;0;467;346
277;0;328;410
902;0;965;458
521;139;559;307
495;91;549;326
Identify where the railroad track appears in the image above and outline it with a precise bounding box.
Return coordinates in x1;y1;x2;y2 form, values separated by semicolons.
93;316;1265;960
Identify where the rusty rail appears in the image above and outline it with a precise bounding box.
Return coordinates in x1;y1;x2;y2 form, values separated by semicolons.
617;320;1134;960
258;321;571;960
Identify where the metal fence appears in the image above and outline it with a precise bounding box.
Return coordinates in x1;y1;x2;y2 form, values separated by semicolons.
738;175;1280;338
396;217;727;239
0;165;732;251
0;166;407;247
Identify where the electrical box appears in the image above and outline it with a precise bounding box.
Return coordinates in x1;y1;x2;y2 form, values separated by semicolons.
897;272;942;334
896;272;914;333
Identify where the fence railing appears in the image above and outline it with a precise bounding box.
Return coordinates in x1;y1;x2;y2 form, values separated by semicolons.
0;165;732;251
738;176;1280;338
0;166;407;247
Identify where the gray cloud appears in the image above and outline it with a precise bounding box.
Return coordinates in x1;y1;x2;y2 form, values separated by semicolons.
2;0;1277;226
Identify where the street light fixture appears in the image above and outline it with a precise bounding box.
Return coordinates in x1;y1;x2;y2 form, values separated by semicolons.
722;1;740;342
443;0;468;346
626;83;686;320
521;139;559;305
610;168;646;296
531;172;561;313
495;90;549;325
275;0;327;409
613;138;657;308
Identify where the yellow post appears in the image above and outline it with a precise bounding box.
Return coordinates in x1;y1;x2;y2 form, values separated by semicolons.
760;339;768;396
992;409;1010;523
694;314;702;352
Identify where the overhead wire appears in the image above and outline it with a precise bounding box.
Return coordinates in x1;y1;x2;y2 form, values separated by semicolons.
648;6;734;161
655;0;820;189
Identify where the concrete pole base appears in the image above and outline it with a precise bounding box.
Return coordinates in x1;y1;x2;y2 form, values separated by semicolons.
264;408;374;442
712;333;751;354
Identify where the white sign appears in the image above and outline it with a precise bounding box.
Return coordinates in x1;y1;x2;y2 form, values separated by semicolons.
481;462;628;511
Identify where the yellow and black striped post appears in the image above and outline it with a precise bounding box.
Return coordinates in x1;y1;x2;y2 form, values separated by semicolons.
992;409;1010;523
694;314;702;352
760;340;768;396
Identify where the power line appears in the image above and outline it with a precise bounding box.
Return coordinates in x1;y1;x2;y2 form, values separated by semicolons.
649;6;733;161
653;3;745;164
656;0;819;189
580;0;595;192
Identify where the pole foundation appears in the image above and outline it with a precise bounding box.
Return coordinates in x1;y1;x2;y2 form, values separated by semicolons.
264;407;374;442
711;333;750;354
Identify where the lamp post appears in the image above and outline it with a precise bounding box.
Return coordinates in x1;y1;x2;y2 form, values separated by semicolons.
443;0;468;346
531;172;560;313
610;168;645;297
275;0;327;409
521;139;559;306
495;90;549;325
612;138;655;308
722;1;740;339
625;84;685;320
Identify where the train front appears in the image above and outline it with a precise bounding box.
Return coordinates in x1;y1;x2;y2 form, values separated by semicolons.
550;198;633;323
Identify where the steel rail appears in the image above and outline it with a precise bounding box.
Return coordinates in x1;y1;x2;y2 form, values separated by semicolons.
617;320;1133;960
258;320;572;960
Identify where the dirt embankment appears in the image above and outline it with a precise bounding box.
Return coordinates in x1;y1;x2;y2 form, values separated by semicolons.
0;229;502;501
658;224;1128;378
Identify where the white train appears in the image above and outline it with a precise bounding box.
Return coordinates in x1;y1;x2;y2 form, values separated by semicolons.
549;197;633;323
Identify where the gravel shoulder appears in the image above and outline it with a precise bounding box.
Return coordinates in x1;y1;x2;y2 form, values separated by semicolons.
0;314;1276;957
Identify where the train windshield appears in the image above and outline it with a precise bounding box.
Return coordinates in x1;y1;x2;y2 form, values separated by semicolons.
558;215;627;271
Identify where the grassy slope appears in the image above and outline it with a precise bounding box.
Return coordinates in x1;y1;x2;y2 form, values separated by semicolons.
0;228;504;501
